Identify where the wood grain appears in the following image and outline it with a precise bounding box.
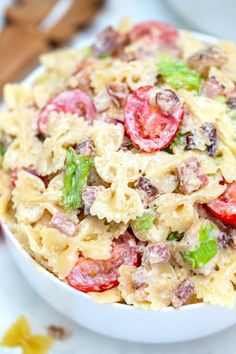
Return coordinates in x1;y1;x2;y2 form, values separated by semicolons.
0;25;49;93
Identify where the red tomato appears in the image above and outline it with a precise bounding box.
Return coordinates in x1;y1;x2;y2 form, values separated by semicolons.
37;90;96;134
129;21;178;44
67;231;139;293
207;182;236;226
129;21;180;57
124;86;184;153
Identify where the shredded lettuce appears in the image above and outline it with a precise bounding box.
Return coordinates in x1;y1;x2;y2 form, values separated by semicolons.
180;223;218;269
157;58;202;91
133;211;155;232
63;147;94;210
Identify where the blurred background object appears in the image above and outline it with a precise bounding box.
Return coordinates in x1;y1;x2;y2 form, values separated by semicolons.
165;0;236;41
0;0;235;94
0;0;106;94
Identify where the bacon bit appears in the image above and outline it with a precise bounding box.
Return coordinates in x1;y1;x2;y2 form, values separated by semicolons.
188;46;227;77
176;157;208;194
50;214;77;236
227;97;236;110
217;233;229;249
120;135;133;151
82;186;105;215
132;266;147;288
107;83;130;108
47;325;72;341
134;176;159;207
67;63;92;93
75;139;96;157
171;279;194;308
202;123;217;157
143;243;170;265
94;90;112;113
151;89;181;115
202;77;225;98
92;26;127;56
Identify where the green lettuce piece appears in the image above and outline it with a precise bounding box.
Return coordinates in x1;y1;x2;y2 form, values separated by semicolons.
157;58;202;91
0;145;6;156
180;223;218;269
98;53;110;59
63;147;94;210
133;211;155;232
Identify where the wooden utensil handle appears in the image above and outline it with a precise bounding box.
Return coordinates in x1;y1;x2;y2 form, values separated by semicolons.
0;25;50;95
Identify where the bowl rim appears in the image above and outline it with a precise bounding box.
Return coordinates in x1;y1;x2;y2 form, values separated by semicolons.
2;29;220;313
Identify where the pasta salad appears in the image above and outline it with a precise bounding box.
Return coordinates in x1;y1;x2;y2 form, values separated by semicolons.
1;19;236;309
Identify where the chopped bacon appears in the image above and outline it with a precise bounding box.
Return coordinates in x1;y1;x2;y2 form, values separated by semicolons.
50;214;77;236
92;26;128;56
188;46;227;77
142;243;170;265
132;266;147;289
82;186;105;215
67;63;92;94
171;279;194;308
185;123;217;157
227;96;236;110
150;89;181;115
202;123;217;157
107;83;130;108
47;325;71;341
176;157;208;194
202;77;225;98
75;139;96;157
134;176;159;207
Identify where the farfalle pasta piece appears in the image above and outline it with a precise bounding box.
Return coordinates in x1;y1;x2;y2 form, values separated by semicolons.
89;287;122;304
118;265;151;309
216;40;236;81
179;30;206;60
95;150;148;183
179;89;226;125
3;108;42;170
191;249;236;308
36;113;91;175
3;83;33;109
91;121;124;156
217;143;236;183
90;183;144;223
91;57;157;94
155;175;226;233
147;264;189;309
12;171;77;224
0;170;12;221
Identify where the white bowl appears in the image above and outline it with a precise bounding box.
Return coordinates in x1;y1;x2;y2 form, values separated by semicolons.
165;0;236;41
2;31;236;343
3;223;236;344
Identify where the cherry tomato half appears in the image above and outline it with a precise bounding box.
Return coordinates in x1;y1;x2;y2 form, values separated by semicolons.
67;231;138;293
124;86;184;153
37;90;96;135
129;21;178;45
128;21;180;57
207;181;236;226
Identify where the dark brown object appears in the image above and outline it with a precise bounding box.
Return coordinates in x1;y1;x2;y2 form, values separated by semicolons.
0;0;106;94
47;325;72;341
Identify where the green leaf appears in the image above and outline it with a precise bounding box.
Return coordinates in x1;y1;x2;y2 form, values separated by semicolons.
133;211;155;232
167;231;183;242
98;53;110;59
63;147;94;210
180;223;218;269
0;145;6;156
157;58;202;91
